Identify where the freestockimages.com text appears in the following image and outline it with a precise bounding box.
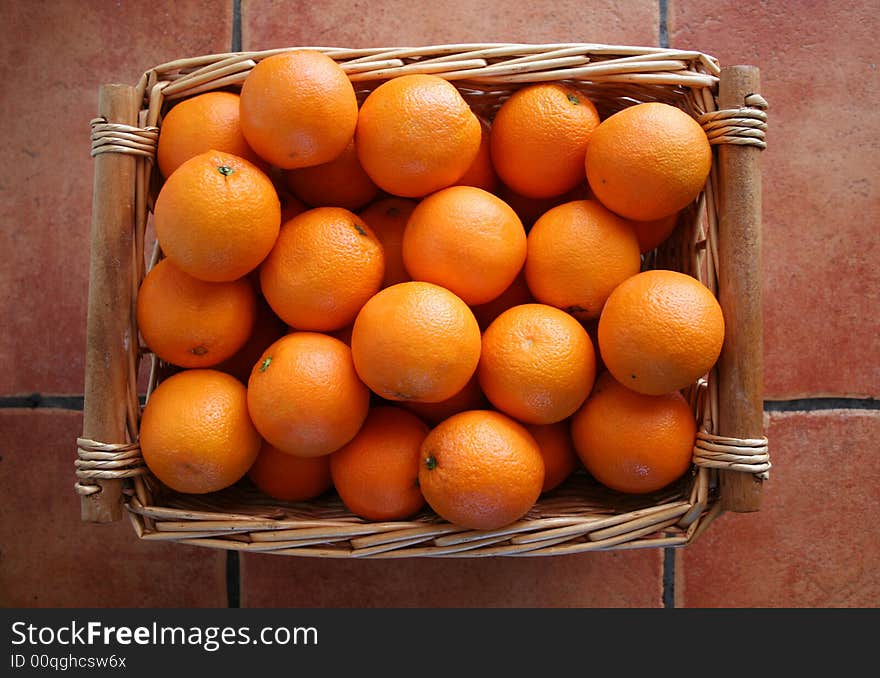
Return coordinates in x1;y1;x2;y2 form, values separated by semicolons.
10;620;318;653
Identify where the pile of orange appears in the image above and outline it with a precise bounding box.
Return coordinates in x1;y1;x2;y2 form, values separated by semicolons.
138;50;724;531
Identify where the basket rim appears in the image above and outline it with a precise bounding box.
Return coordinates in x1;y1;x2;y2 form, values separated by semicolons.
80;42;769;556
138;41;724;77
131;41;725;111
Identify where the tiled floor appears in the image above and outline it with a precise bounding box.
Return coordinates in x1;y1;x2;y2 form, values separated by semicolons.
670;0;880;398
0;411;228;608
1;0;877;608
678;410;880;608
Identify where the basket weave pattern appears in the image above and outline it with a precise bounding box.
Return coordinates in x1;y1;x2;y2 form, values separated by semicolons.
80;43;769;557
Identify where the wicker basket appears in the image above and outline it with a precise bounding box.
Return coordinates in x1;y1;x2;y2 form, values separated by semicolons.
78;43;770;558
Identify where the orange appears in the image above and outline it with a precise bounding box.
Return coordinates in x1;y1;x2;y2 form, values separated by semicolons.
246;332;370;457
355;74;481;197
215;295;287;383
525;200;641;321
402;374;488;426
418;410;544;530
570;372;696;494
470;271;534;332
247;441;333;502
153;150;281;282
478;303;597;425
136;258;256;369
585;102;712;221
259;207;384;332
597;269;725;395
631;212;680;253
525;422;580;493
358;197;417;288
453;116;499;193
156;91;263;179
490;83;599;199
351;281;482;403
330;406;429;521
240;50;358;170
140;369;261;494
402;185;527;305
283;139;379;211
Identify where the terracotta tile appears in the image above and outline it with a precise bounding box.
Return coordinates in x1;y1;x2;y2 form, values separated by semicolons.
242;0;658;50
239;3;664;603
678;410;880;607
669;0;880;398
0;1;232;395
0;410;227;607
241;547;662;608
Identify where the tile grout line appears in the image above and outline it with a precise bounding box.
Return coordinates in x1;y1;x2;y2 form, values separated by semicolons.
232;0;242;52
0;394;86;410
659;0;669;48
662;548;675;608
227;550;241;608
659;0;674;609
4;395;877;412
764;397;879;412
227;0;243;610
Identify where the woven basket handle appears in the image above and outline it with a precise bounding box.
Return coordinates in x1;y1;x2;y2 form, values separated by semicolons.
716;65;766;512
80;84;139;523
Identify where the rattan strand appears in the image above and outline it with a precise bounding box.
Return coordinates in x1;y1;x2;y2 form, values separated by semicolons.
85;42;769;556
88;107;769;156
698;92;769;149
74;437;146;496
116;487;700;558
89;118;158;158
693;431;771;479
